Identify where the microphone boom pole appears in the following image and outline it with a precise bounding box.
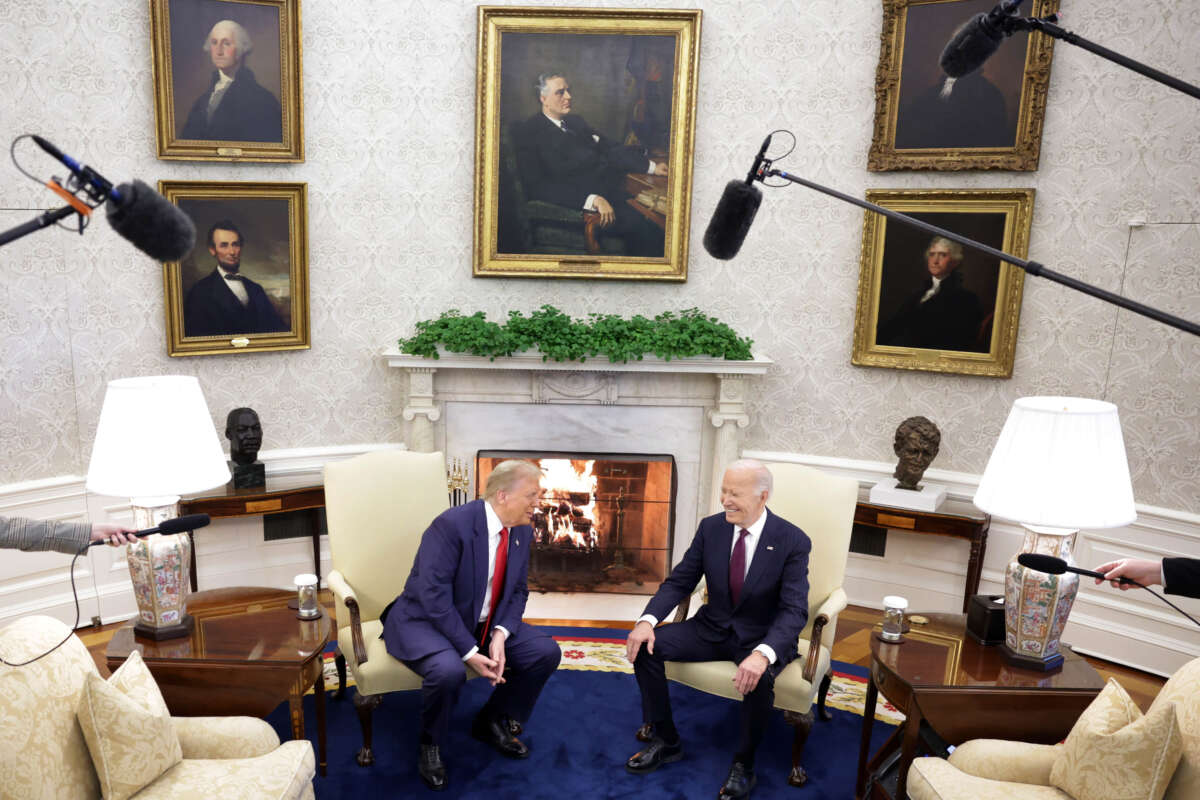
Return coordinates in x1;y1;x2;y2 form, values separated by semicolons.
764;166;1200;338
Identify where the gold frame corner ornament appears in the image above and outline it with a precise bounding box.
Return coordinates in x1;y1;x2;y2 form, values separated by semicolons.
867;0;1059;172
473;6;702;281
851;188;1035;378
159;180;310;357
149;0;304;163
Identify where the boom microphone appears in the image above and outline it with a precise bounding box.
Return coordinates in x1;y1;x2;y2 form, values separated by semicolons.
1018;552;1132;583
30;136;196;261
702;134;772;260
87;513;211;548
939;0;1027;79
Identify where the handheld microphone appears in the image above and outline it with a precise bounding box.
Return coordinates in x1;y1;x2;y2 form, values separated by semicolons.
939;0;1027;79
29;136;196;261
702;134;771;260
1017;552;1133;584
88;513;211;548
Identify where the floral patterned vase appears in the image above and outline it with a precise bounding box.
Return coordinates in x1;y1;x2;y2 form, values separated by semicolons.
1002;526;1079;670
128;502;194;640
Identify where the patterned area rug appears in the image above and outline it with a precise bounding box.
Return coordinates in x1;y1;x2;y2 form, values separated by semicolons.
318;630;906;725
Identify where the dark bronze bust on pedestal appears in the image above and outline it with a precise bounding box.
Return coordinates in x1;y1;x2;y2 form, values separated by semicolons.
893;416;941;490
226;407;265;489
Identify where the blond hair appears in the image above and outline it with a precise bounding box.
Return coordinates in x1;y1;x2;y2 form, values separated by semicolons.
483;459;542;499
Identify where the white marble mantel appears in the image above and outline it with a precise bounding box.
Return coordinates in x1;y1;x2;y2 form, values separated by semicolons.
383;349;773;526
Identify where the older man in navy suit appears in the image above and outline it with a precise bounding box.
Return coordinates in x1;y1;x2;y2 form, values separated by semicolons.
381;459;561;791
625;459;811;800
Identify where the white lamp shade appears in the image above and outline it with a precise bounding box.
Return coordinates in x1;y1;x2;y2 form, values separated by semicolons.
974;396;1136;530
86;375;231;501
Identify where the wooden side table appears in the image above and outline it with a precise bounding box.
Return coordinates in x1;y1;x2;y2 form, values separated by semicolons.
855;500;990;612
179;477;325;592
854;613;1104;800
106;586;331;776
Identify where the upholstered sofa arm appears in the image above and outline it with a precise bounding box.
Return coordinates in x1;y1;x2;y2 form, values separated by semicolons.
327;569;369;665
172;716;281;759
810;588;847;633
948;739;1061;786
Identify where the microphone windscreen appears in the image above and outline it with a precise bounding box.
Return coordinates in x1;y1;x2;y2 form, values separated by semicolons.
106;180;196;262
1017;552;1067;574
702;180;762;260
938;13;1003;78
157;514;211;535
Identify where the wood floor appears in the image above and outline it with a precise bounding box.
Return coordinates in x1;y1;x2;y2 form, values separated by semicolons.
81;599;1165;711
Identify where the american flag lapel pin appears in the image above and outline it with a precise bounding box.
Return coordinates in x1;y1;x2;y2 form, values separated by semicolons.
766;545;775;551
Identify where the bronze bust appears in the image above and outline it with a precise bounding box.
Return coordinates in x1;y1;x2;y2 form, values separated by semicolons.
225;407;265;487
893;416;941;490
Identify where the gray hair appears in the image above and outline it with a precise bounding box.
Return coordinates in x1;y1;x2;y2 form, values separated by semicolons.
726;458;772;497
535;72;566;101
925;236;963;264
483;459;542;500
204;20;253;58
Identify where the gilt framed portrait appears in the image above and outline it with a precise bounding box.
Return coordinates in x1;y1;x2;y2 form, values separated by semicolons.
150;0;303;162
160;181;309;357
851;189;1035;378
868;0;1058;171
474;6;702;281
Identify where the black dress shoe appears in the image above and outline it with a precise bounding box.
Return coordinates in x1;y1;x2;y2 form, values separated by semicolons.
625;736;684;774
471;713;530;759
418;744;447;792
717;761;756;799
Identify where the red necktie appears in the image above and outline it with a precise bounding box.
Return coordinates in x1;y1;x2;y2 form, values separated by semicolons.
481;526;509;646
729;528;749;605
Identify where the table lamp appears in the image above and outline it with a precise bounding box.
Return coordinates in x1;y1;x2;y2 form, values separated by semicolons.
86;376;231;639
973;397;1136;670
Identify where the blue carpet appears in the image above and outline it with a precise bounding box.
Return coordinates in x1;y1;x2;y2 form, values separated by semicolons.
267;659;894;799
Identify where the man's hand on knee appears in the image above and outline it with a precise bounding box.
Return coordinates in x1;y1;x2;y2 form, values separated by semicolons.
625;620;656;663
593;196;616;227
467;652;505;685
733;651;769;695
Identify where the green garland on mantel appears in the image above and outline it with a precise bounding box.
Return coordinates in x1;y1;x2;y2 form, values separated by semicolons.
398;305;754;363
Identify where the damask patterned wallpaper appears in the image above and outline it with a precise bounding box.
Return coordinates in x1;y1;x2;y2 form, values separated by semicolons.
0;1;1196;512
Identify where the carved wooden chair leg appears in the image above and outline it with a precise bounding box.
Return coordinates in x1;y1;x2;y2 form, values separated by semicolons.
353;691;383;767
332;648;347;700
816;670;833;721
636;722;655;742
783;709;815;787
583;211;602;254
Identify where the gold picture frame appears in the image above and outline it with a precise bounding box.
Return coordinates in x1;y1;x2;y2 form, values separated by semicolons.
474;6;702;281
851;188;1034;378
150;0;304;162
868;0;1058;171
160;181;309;357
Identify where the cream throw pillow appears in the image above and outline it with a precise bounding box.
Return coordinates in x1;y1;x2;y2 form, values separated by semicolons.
1050;677;1183;800
76;650;183;800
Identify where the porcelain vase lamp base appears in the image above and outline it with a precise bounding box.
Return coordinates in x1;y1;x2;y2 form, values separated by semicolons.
128;499;194;641
1002;525;1080;671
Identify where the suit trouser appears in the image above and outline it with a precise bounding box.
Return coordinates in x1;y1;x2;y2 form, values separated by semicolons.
402;626;561;746
634;616;781;759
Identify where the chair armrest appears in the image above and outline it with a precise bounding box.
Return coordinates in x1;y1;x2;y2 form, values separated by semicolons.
799;588;847;683
327;569;368;666
172;716;281;759
948;739;1061;785
671;577;707;623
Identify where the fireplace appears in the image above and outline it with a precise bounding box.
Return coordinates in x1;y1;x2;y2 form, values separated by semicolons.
476;451;676;595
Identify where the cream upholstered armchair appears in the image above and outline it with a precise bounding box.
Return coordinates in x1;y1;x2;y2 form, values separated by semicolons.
0;615;315;799
907;655;1200;800
325;449;484;767
653;461;859;787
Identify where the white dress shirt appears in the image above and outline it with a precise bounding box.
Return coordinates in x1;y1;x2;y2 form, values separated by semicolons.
461;500;511;662
638;509;778;664
218;266;251;306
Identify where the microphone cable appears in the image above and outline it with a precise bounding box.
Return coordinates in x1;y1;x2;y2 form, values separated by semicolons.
8;134;109;236
756;129;797;189
0;542;95;667
1104;577;1200;630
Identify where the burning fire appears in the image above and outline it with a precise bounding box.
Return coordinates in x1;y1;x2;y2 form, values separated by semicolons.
536;459;600;549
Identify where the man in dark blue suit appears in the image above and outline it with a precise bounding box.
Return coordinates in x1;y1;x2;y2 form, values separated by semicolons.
625;459;811;800
183;220;287;338
381;459;561;791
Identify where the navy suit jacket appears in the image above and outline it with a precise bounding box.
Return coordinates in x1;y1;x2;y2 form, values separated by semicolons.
383;499;533;662
1164;557;1200;599
512;112;651;211
183;269;287;338
644;509;811;667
